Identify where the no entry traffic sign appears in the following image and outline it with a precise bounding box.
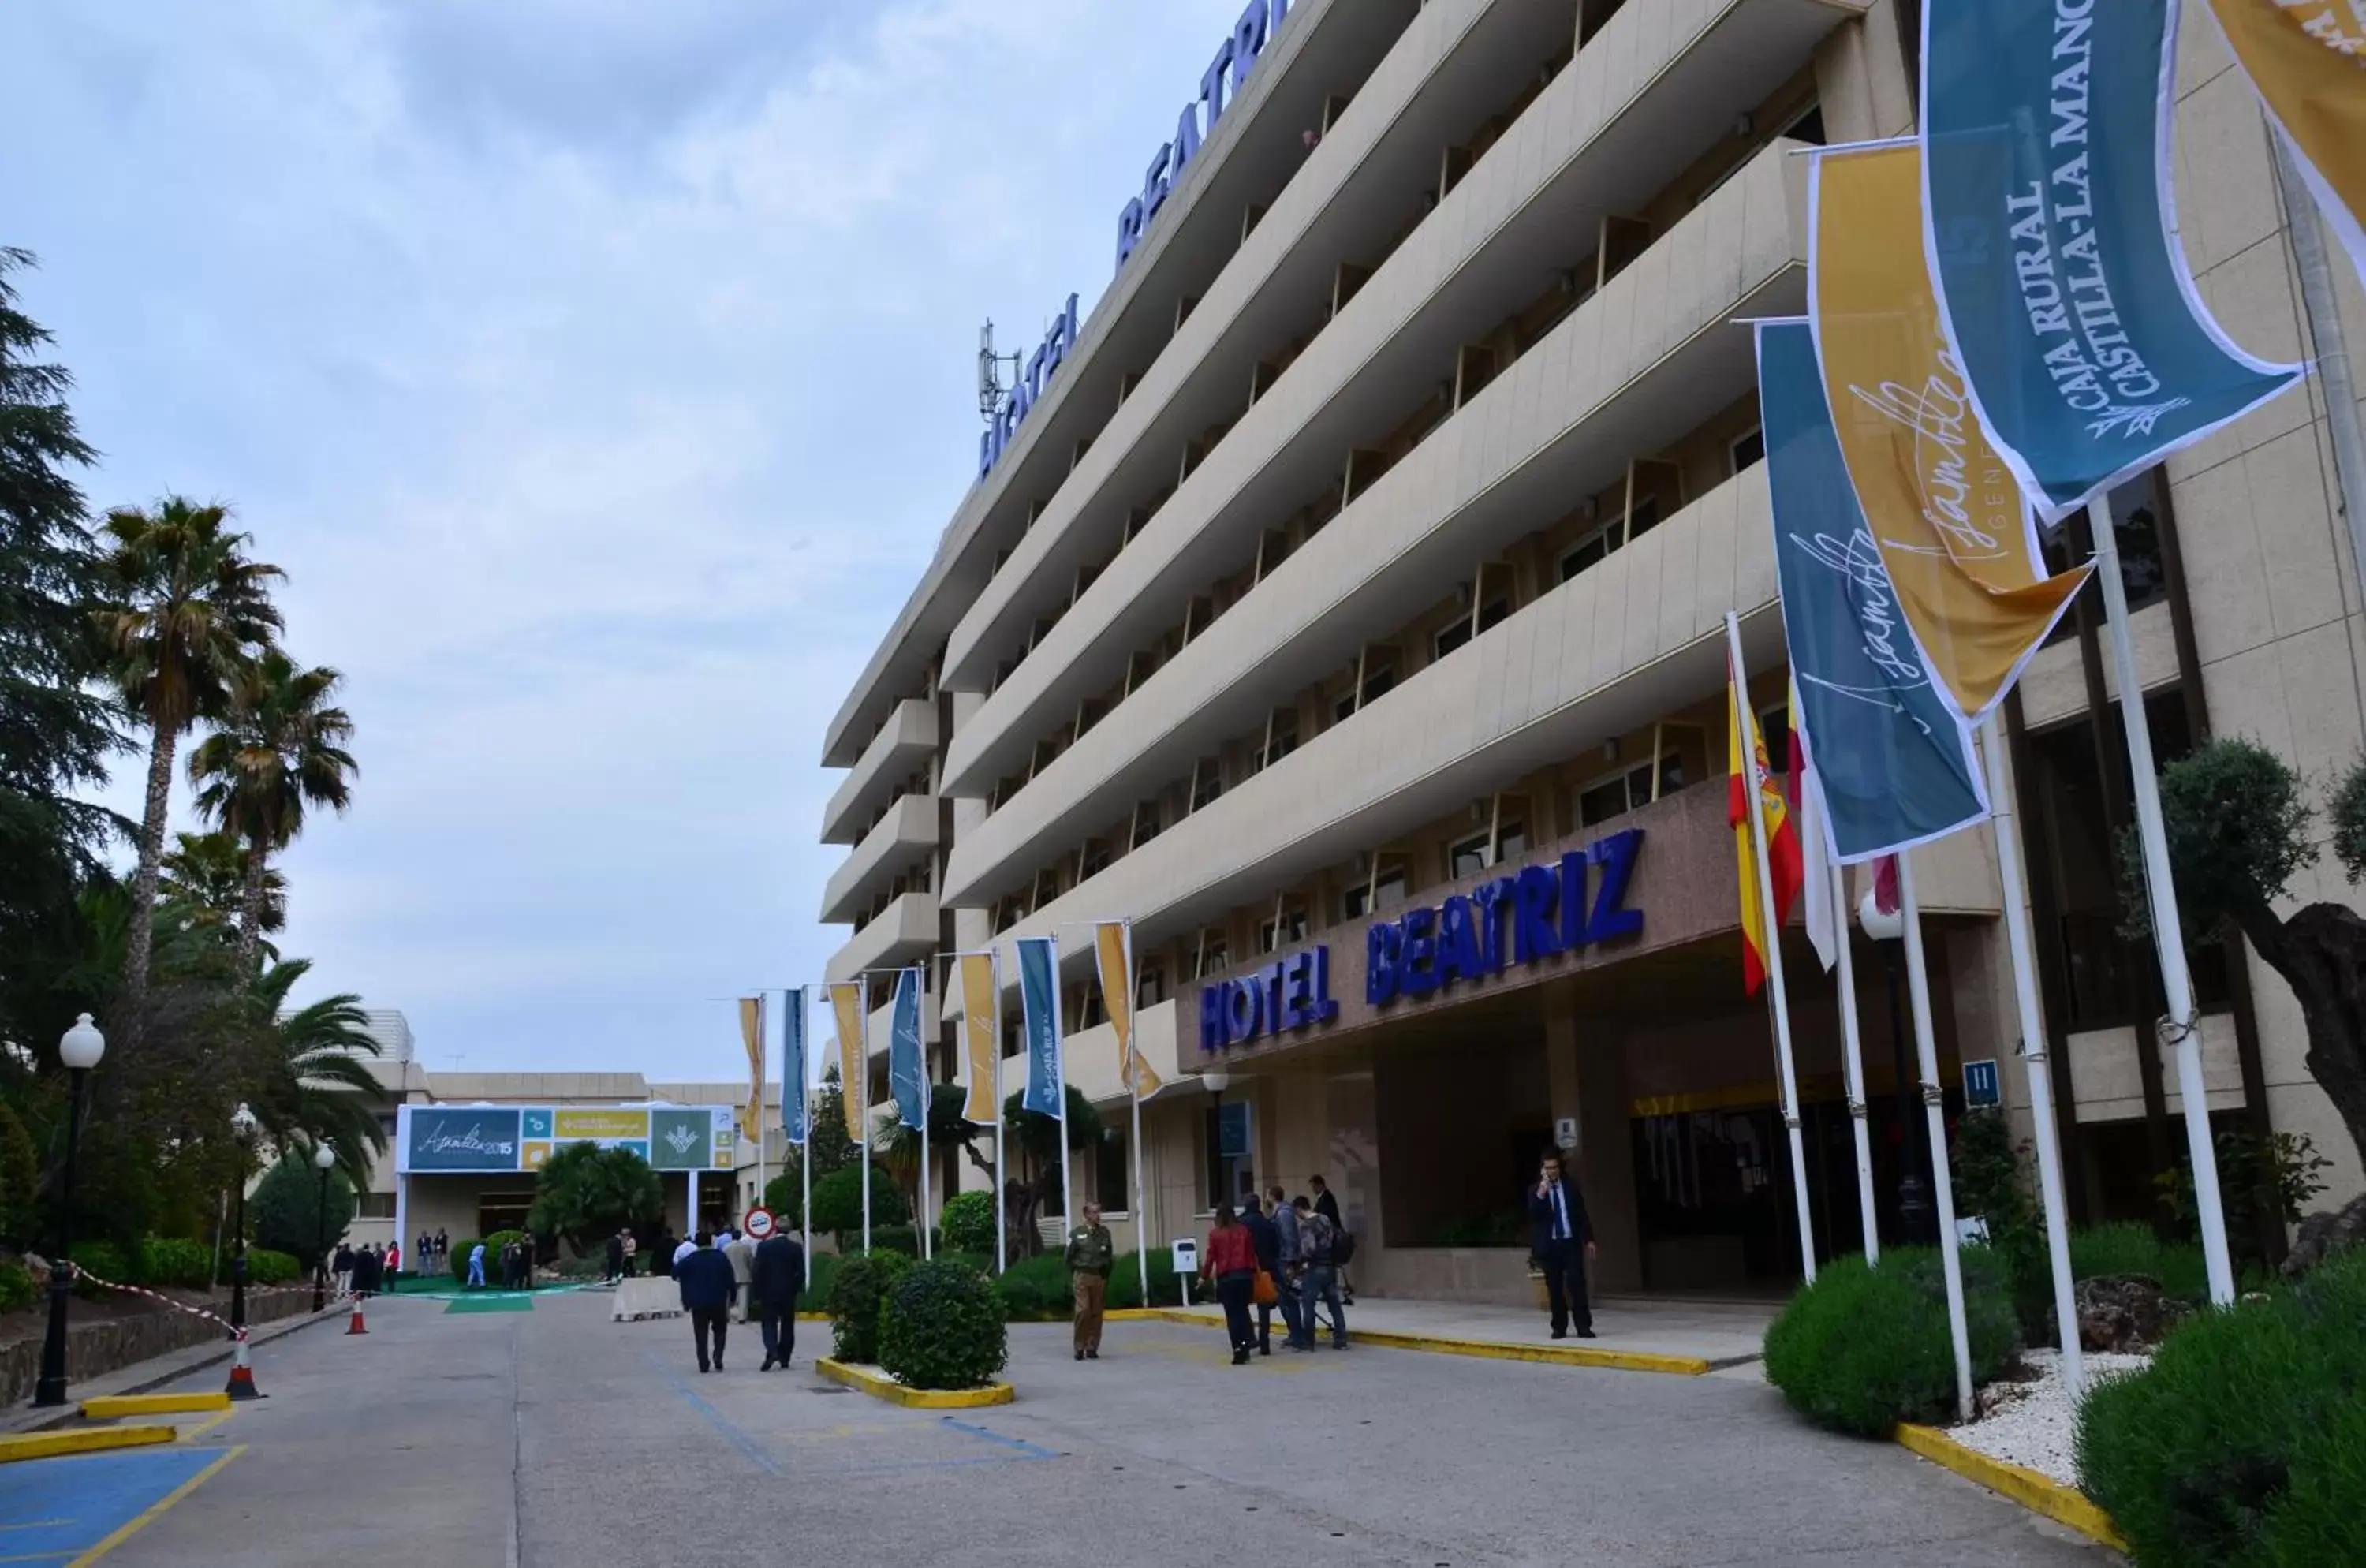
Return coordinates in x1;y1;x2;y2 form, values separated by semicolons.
743;1207;776;1241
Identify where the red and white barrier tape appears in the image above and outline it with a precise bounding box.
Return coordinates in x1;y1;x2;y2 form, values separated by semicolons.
62;1264;349;1341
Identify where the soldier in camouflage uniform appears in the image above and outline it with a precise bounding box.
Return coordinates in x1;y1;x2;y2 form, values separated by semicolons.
1063;1202;1115;1361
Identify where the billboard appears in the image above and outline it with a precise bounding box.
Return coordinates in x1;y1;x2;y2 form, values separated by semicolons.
397;1103;733;1175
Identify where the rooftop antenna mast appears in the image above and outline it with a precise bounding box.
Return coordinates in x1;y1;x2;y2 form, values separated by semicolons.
978;320;1023;423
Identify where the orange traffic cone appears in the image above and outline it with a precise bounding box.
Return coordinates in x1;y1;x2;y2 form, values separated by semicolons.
347;1296;369;1335
224;1332;262;1400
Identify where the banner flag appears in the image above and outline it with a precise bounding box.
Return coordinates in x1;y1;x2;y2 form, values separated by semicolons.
958;953;1000;1125
2210;0;2366;288
737;996;765;1143
1095;920;1162;1100
1728;650;1805;996
1017;935;1065;1118
1811;142;2094;722
1758;319;1991;862
1921;0;2304;521
828;980;865;1142
782;988;808;1147
887;966;925;1131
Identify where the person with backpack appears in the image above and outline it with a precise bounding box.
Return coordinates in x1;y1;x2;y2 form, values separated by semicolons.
1312;1174;1355;1304
1293;1194;1348;1349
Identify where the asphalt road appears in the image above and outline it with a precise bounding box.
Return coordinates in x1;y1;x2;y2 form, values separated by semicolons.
77;1287;2109;1567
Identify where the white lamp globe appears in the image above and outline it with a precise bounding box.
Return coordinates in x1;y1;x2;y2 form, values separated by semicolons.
1859;887;1905;943
314;1142;338;1172
58;1014;105;1071
231;1103;259;1141
1200;1065;1232;1094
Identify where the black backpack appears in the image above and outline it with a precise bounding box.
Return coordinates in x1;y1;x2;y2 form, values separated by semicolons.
1334;1230;1357;1266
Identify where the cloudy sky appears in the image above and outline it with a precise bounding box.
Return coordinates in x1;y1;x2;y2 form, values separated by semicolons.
6;0;1245;1078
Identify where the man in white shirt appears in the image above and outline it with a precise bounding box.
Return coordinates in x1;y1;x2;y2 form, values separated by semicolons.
671;1234;700;1270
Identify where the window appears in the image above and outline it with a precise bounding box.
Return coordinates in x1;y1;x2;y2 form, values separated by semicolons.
1136;963;1167;1010
1449;831;1494;879
1561;525;1617;583
1260;906;1308;953
1576;754;1684;827
1097;1128;1131;1214
1759;704;1791;775
1080;838;1113;879
375;1113;397;1139
1435;616;1474;660
355;1193;397;1219
1360;663;1397;704
1730;427;1765;473
1195;935;1230;979
1191;759;1223;812
1077;981;1106;1030
1131;801;1162;849
1475;596;1511;636
1261;710;1300;768
1342;859;1408;920
1495;821;1528;863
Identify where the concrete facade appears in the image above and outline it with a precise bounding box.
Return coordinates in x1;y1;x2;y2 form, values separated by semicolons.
819;0;2366;1302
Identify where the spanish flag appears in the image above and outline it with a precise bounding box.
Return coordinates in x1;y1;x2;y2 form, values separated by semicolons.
1730;652;1803;995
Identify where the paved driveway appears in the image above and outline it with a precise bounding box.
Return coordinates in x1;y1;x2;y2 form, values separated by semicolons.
75;1288;2109;1566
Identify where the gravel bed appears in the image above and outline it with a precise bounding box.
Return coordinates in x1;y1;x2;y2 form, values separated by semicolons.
1950;1348;2151;1485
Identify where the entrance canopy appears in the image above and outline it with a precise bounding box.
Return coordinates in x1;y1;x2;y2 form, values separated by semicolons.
394;1103;736;1174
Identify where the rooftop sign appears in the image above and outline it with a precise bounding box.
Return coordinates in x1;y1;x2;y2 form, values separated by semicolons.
394;1103;735;1175
1115;0;1294;273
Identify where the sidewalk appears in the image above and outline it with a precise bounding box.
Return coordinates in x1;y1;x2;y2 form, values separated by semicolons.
1112;1292;1774;1376
2;1297;352;1437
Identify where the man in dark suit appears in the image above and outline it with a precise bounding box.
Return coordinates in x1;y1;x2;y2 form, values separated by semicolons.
1526;1152;1596;1339
674;1232;737;1372
750;1230;806;1372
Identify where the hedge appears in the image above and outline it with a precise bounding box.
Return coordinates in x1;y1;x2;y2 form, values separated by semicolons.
879;1260;1007;1391
247;1248;300;1286
0;1260;35;1312
1763;1245;2021;1437
2076;1248;2366;1566
68;1239;132;1297
993;1253;1073;1322
940;1191;996;1256
827;1253;913;1364
451;1230;528;1284
2068;1221;2209;1305
138;1237;215;1290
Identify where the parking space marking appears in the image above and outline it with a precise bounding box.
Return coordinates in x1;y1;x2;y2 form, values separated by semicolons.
0;1447;242;1568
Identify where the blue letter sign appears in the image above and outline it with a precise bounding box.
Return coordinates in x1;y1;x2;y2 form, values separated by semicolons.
1116;0;1293;273
1367;830;1644;1007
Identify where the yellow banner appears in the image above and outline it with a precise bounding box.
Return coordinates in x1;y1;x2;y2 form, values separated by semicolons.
958;953;1000;1124
1810;142;2092;721
829;981;866;1143
738;996;764;1143
2211;0;2366;287
553;1108;647;1141
1094;920;1160;1099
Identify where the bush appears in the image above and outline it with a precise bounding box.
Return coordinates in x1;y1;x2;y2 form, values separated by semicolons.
0;1260;36;1312
69;1239;131;1297
867;1226;942;1260
993;1253;1074;1322
247;1248;300;1286
879;1259;1007;1391
804;1251;840;1309
827;1253;912;1364
1106;1249;1193;1311
1763;1245;2021;1437
248;1155;356;1268
2068;1221;2211;1306
139;1236;215;1290
940;1191;996;1256
810;1163;908;1246
2077;1249;2366;1567
452;1230;528;1283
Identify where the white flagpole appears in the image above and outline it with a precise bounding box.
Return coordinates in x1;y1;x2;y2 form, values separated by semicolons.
1832;861;1879;1265
1054;933;1073;1245
992;951;1007;1275
1726;614;1818;1284
753;993;767;1232
800;995;812;1290
1898;855;1976;1419
918;968;933;1262
1980;715;2083;1393
1127;920;1150;1306
2091;491;2236;1306
860;980;873;1257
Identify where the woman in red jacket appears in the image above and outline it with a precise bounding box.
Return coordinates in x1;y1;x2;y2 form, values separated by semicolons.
1200;1202;1260;1365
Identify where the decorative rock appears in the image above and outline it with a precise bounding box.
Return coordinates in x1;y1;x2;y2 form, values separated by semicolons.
2073;1275;2176;1353
2282;1193;2366;1280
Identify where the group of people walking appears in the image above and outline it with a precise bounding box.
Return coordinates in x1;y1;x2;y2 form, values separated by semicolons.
673;1229;807;1374
329;1240;394;1298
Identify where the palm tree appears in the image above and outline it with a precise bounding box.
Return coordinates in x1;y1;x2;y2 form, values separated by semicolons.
241;958;386;1187
96;498;283;997
159;830;287;940
188;651;355;968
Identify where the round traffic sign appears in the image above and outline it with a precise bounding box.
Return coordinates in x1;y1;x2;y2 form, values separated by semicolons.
742;1207;776;1241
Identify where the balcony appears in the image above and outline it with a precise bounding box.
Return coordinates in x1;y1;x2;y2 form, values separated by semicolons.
820;794;941;924
941;0;1864;801
946;136;1812;910
825;891;940;986
821;698;938;846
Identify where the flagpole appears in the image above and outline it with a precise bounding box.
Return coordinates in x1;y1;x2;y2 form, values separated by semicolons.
1724;612;1817;1284
860;981;873;1258
800;992;812;1291
2092;490;2236;1306
753;993;767;1233
992;951;1007;1276
1831;861;1879;1265
1126;920;1150;1307
918;967;934;1262
1979;715;2083;1394
1054;932;1073;1245
1898;855;1976;1419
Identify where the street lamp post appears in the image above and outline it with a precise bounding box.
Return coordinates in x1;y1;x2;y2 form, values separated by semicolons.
1860;891;1932;1244
312;1142;337;1312
33;1014;106;1408
226;1103;262;1400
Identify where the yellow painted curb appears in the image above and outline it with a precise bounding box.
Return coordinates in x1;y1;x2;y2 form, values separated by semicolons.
814;1358;1013;1409
0;1424;177;1463
1895;1424;2128;1551
81;1391;232;1420
1105;1309;1711;1376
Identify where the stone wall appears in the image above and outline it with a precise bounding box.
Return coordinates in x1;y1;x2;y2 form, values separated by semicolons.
2;1288;315;1408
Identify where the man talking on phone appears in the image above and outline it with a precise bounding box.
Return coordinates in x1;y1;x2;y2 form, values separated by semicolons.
1527;1152;1596;1340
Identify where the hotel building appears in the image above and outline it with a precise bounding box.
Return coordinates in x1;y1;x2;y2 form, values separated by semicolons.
819;0;2366;1301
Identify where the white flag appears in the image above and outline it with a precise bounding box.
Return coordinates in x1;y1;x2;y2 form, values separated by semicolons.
1793;682;1840;974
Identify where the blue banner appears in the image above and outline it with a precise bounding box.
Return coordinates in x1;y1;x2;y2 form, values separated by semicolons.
1921;0;2302;521
1017;936;1065;1118
1758;320;1990;862
887;967;925;1131
782;987;808;1147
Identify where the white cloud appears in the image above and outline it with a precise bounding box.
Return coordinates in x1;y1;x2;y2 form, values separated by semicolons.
4;0;1248;1074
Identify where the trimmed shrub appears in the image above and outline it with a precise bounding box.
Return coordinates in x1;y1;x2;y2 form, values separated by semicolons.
866;1226;941;1260
810;1163;908;1246
827;1252;912;1364
804;1251;841;1309
940;1190;996;1256
138;1236;214;1290
247;1248;300;1286
2069;1222;2210;1305
0;1260;37;1312
2077;1249;2366;1567
879;1259;1008;1391
1103;1249;1194;1311
993;1253;1073;1322
1763;1245;2021;1437
449;1238;483;1282
69;1239;130;1297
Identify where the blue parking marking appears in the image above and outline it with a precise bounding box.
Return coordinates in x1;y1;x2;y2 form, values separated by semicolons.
0;1447;223;1562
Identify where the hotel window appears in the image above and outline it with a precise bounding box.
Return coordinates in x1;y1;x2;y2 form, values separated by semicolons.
1361;661;1397;704
1136;962;1167;1010
1730;427;1765;474
1096;1128;1131;1214
1449;831;1495;879
1195;933;1230;979
1260;709;1300;770
1190;758;1224;812
1576;754;1684;827
1077;980;1106;1031
1495;820;1528;863
1342;855;1409;920
1131;801;1163;850
1260;905;1309;953
1758;704;1791;774
1080;838;1113;879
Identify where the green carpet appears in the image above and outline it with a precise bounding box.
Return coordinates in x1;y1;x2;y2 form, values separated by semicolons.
444;1294;535;1313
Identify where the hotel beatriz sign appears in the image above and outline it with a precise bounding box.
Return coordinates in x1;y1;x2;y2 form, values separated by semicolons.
1199;828;1646;1053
